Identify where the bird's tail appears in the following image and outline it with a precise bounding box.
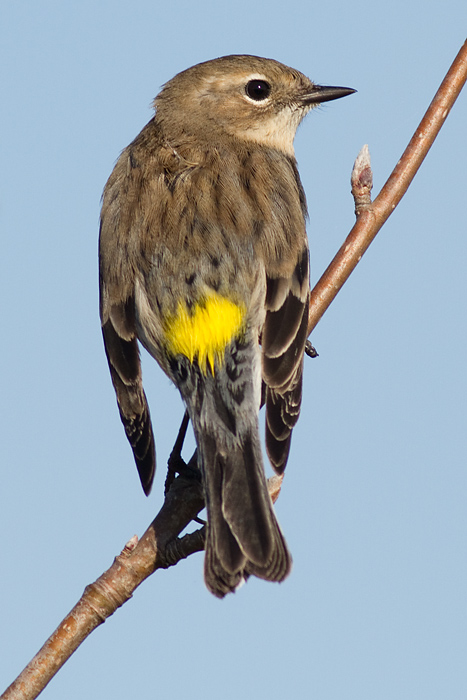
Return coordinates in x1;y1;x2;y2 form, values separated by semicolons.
198;427;292;598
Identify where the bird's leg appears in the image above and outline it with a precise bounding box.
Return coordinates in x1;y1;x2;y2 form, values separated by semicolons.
165;411;201;495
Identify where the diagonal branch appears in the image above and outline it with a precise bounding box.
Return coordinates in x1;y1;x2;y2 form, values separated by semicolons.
1;466;285;700
2;472;205;700
307;38;467;335
2;39;467;700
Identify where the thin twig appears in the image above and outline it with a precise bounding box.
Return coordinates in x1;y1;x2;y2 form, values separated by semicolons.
307;38;467;336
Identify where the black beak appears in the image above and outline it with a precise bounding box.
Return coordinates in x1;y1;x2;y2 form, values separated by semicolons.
302;85;357;105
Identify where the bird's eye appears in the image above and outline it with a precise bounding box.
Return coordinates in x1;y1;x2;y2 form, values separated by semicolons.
245;79;271;101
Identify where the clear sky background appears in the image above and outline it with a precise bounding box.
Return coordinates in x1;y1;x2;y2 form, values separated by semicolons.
1;3;466;699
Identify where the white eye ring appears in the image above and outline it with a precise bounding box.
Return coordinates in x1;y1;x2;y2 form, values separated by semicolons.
245;77;271;103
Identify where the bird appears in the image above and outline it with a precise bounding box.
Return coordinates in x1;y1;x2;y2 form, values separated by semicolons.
99;54;355;597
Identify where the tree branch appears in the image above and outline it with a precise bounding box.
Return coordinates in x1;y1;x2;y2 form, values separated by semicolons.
3;39;467;700
2;472;205;700
307;38;467;335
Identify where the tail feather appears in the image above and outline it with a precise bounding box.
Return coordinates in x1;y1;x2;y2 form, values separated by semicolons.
200;430;292;597
175;335;292;597
204;528;245;599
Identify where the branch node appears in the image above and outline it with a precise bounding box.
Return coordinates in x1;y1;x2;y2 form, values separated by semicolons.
267;474;284;504
121;535;139;556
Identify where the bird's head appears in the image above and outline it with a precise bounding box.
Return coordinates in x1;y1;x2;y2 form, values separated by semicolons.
154;55;355;156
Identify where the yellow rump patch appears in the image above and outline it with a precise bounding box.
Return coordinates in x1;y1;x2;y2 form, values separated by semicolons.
164;292;246;374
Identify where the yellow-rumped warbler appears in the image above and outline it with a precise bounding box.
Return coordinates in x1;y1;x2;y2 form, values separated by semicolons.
99;55;354;597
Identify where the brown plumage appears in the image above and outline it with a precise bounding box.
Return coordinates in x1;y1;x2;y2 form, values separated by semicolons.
99;55;355;596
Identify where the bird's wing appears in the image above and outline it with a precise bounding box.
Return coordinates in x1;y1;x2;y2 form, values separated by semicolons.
262;246;310;473
98;137;157;495
100;297;155;495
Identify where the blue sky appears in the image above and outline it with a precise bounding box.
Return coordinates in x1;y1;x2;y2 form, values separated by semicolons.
1;2;466;698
